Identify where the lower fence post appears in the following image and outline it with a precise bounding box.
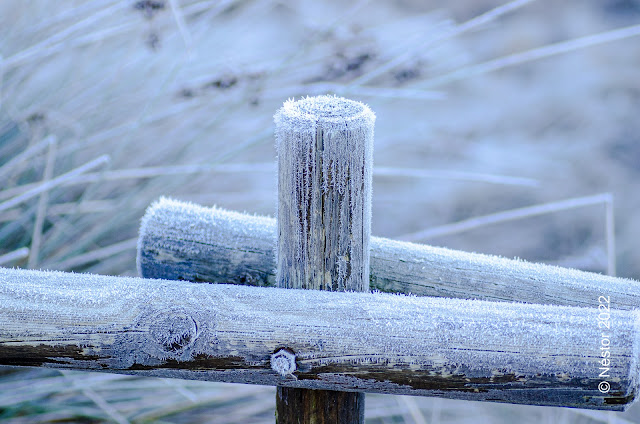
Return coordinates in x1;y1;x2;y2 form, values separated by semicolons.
274;95;375;423
276;387;365;424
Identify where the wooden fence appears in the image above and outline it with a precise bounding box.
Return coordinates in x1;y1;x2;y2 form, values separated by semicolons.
1;95;639;422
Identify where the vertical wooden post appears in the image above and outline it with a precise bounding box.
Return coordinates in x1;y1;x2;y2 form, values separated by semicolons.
274;95;375;423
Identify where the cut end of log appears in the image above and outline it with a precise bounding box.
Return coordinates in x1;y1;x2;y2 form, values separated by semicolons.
274;95;375;133
137;196;276;283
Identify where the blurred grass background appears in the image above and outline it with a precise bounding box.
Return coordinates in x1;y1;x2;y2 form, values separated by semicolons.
1;0;640;422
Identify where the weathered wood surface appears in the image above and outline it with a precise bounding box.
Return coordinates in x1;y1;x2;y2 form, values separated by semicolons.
138;197;640;310
274;95;375;422
1;267;638;410
274;95;374;292
276;387;365;424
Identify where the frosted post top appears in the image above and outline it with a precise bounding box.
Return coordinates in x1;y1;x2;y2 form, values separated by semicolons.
275;95;375;130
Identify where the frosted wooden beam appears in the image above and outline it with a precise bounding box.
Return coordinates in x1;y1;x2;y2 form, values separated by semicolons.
274;95;374;422
137;197;640;310
1;267;638;410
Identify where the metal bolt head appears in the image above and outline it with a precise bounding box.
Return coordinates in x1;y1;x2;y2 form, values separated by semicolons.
271;348;296;376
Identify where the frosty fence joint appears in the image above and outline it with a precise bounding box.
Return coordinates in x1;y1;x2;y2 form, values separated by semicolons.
0;267;639;410
3;94;640;415
132;95;640;414
275;96;374;422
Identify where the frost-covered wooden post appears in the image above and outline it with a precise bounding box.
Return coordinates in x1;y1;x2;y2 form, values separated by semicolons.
274;95;375;423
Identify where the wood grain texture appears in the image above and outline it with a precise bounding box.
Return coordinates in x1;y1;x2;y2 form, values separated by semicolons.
1;267;638;410
138;197;640;310
276;387;365;424
274;95;375;292
274;95;375;422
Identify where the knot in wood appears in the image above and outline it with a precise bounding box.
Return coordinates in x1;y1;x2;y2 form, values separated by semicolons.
271;348;296;376
148;310;198;353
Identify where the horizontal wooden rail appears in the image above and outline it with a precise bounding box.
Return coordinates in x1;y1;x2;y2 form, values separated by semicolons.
0;267;638;410
137;197;640;310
